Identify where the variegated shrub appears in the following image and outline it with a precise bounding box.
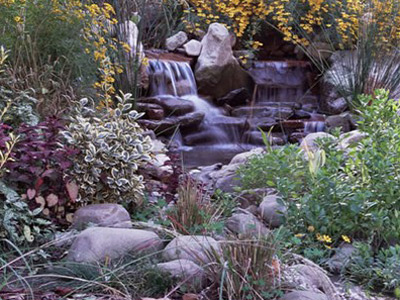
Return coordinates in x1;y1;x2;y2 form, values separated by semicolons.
63;93;153;205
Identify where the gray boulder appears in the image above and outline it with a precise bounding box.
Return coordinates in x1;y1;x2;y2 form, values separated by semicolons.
157;259;205;290
183;39;202;56
163;235;221;265
327;244;356;273
72;204;132;230
195;23;253;99
226;212;269;236
300;132;335;154
325;113;354;132
258;195;286;228
67;227;163;263
338;130;367;150
166;31;188;51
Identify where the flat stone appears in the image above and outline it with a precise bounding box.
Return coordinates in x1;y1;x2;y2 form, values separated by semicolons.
139;96;195;116
72;204;132;230
178;111;205;130
163;235;221;265
67;227;163;263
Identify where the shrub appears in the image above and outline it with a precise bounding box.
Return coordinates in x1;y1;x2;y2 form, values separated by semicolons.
238;90;400;252
0;117;79;225
63;93;153;206
345;242;400;292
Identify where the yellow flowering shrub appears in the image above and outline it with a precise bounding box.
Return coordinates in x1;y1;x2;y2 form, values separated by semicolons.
0;0;130;109
184;0;400;51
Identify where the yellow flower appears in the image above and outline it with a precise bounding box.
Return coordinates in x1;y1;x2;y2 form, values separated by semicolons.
307;225;315;232
295;233;305;238
342;235;351;243
14;16;23;24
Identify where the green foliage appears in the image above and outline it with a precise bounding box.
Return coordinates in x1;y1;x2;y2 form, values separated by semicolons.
0;0;97;116
63;93;153;206
0;180;52;245
238;89;400;256
346;242;400;292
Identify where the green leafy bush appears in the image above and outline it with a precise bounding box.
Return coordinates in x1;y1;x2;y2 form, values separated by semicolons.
239;89;400;250
345;242;400;292
63;93;153;206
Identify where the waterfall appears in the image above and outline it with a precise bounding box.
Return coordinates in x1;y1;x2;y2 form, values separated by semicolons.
147;60;233;144
148;60;197;96
250;61;309;103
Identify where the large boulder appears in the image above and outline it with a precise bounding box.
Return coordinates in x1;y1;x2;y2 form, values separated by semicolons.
163;235;221;265
67;227;163;263
72;204;132;230
226;212;269;236
258;195;287;228
195;23;253;99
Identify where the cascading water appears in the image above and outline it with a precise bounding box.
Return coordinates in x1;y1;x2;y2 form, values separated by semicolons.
147;60;236;144
250;61;310;103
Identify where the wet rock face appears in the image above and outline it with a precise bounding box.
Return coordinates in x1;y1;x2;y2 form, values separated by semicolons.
195;23;254;99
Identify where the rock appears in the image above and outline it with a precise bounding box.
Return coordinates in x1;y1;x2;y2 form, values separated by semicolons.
178;112;205;130
216;88;250;107
226;212;269;236
140;96;195;116
67;227;163;263
195;23;253;99
327;244;356;273
234;188;275;208
166;31;188;51
138;119;178;135
300;132;335;153
284;264;340;298
281;291;328;300
243;131;285;146
214;173;240;193
229;147;264;164
183;40;202;56
325;113;354;132
258;195;286;228
338;130;367;150
163;235;221;265
136;103;165;120
72;204;132;230
157;259;205;290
